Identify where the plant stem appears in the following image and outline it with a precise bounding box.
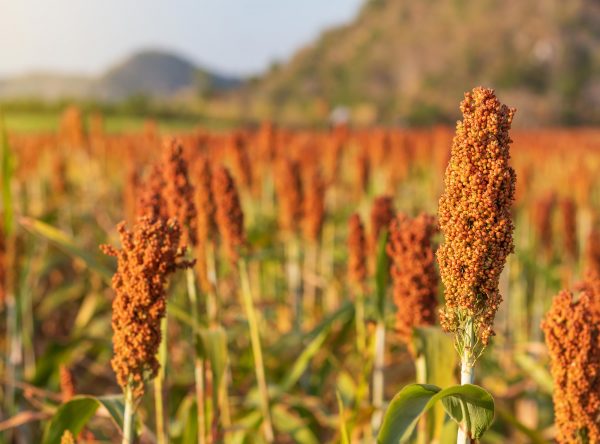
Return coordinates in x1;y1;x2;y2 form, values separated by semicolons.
238;258;274;443
186;267;207;444
457;319;475;444
355;290;366;355
154;316;168;444
122;384;135;444
415;355;427;444
286;236;302;331
371;320;386;435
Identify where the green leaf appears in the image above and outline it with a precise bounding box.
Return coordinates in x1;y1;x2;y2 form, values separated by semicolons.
374;231;389;321
43;395;125;444
0;112;15;235
278;329;328;393
377;384;494;444
43;397;100;444
19;217;114;282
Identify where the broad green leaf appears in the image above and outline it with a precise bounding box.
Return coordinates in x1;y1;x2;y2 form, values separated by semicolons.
374;231;389;321
20;217;114;282
43;394;125;444
440;385;494;440
377;384;494;444
0;112;15;235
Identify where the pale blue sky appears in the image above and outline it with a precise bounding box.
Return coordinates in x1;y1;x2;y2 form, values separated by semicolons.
0;0;364;78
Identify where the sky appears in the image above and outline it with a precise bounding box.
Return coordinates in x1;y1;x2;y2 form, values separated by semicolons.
0;0;364;78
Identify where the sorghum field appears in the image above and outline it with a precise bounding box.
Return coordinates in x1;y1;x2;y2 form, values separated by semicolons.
1;88;599;444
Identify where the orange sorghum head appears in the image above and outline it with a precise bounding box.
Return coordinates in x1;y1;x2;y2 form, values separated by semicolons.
437;87;516;345
101;216;191;398
136;164;167;221
60;430;75;444
212;166;246;263
387;213;439;350
192;155;217;293
302;167;326;243
123;161;140;225
584;227;600;283
348;213;367;288
533;192;556;259
560;197;578;262
275;157;303;234
370;195;395;252
228;132;253;189
162;139;198;247
59;364;76;402
541;286;600;443
355;149;370;198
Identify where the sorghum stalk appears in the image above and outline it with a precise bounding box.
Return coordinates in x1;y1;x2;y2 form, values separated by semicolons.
348;213;367;354
213;166;274;442
187;267;207;444
123;383;135;444
437;87;516;444
302;167;325;322
275;157;304;328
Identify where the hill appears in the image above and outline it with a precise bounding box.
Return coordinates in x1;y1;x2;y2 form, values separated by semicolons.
0;49;240;102
242;0;600;125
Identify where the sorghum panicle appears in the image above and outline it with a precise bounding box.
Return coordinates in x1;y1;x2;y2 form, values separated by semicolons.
437;87;516;345
302;167;326;243
212;166;246;263
369;195;395;253
275;157;303;234
60;430;75;444
136;164;167;220
59;364;76;402
229;132;253;189
192;155;217;293
560;197;578;261
533;192;556;259
584;227;600;283
541;285;600;443
387;213;439;349
162;139;198;247
348;213;367;288
101;216;191;398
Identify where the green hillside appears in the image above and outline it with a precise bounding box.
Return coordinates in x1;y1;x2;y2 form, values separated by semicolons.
243;0;600;125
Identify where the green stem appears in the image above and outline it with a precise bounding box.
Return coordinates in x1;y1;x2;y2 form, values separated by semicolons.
415;355;427;444
371;320;386;435
186;267;207;444
457;319;475;444
122;384;135;444
238;258;274;443
154;316;168;444
286;236;302;331
355;290;366;355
